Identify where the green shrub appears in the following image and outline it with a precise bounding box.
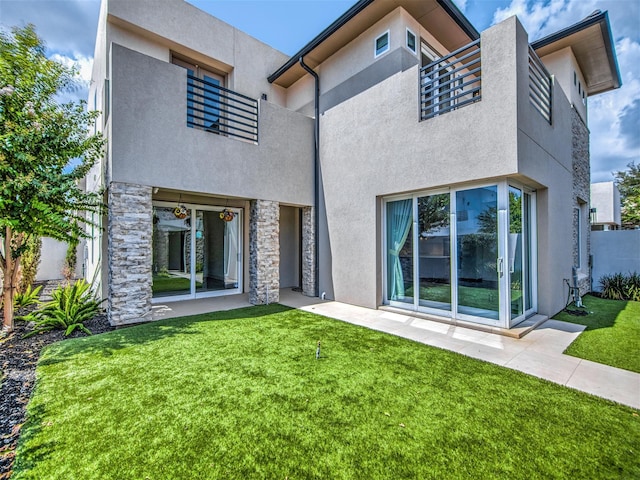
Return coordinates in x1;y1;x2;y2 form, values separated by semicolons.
19;236;42;294
22;280;103;337
14;284;42;309
599;272;640;301
62;240;79;281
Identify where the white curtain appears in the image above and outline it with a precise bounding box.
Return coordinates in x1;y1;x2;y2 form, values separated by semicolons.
224;216;238;284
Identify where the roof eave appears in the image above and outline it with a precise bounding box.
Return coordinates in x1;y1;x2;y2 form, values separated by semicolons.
267;0;479;84
267;0;374;84
531;11;622;92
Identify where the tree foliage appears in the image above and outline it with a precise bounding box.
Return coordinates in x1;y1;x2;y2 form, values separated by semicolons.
614;162;640;229
0;24;105;332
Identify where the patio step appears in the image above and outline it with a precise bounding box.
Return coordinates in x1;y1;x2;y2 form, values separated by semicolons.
378;306;548;338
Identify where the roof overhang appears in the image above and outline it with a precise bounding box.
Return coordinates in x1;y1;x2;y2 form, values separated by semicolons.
268;0;479;87
531;10;621;96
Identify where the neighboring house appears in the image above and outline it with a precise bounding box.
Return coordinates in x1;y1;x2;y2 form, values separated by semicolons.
590;181;622;230
86;0;620;330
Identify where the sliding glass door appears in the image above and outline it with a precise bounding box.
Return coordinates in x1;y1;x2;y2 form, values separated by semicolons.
384;182;536;328
195;210;240;294
417;193;451;313
455;186;500;320
152;203;242;300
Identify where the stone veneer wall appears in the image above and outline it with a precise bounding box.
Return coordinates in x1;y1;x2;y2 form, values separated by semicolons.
108;182;153;325
249;200;280;304
301;206;316;296
571;107;591;295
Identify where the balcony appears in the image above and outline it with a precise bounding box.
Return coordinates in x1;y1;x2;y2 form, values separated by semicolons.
420;39;482;121
186;73;259;143
528;46;552;123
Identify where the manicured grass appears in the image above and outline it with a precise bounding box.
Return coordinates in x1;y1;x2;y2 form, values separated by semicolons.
554;294;640;373
14;305;639;479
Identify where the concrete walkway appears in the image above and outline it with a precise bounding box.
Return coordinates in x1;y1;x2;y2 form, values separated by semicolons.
152;289;639;409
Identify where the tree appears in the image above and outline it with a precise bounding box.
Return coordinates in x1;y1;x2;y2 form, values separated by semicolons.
0;25;105;332
614;162;640;229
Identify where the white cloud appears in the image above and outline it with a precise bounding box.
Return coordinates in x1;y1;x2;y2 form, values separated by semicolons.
51;53;93;85
0;0;100;58
588;37;640;181
493;0;593;40
452;0;468;12
492;0;640;182
50;53;94;105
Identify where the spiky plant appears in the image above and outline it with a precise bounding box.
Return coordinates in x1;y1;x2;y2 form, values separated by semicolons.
22;280;103;337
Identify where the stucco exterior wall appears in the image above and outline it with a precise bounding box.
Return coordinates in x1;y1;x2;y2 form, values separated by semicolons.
285;6;453;114
317;18;526;308
539;47;588;123
105;0;288;103
591;181;621;226
514;28;581;316
109;44;314;206
316;16;577;319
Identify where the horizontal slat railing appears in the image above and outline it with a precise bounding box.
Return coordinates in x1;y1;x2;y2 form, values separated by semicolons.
187;74;259;143
528;46;552;123
420;39;481;120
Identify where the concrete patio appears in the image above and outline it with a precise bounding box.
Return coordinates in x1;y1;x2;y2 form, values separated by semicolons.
151;289;639;409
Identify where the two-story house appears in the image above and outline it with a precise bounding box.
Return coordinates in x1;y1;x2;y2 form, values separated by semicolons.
86;0;620;331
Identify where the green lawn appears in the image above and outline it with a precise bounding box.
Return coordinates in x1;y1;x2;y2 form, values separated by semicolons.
554;294;640;373
14;305;639;479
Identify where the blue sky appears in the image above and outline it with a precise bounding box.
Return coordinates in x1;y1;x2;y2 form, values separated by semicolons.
1;0;638;182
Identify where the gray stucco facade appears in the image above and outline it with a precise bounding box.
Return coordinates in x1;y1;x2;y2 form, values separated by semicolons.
87;0;618;328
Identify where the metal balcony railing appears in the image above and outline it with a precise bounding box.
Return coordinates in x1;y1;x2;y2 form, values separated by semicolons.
528;47;552;123
420;39;481;121
187;73;259;143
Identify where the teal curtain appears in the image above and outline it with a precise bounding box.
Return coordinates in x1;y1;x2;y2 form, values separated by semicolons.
387;199;413;300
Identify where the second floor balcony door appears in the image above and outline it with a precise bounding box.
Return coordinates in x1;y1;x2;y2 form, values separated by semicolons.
172;56;225;132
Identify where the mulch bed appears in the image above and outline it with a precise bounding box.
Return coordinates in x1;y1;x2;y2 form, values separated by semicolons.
0;303;114;479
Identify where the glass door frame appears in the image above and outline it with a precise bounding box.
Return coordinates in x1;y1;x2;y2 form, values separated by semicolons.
382;181;537;328
151;201;243;303
506;185;537;327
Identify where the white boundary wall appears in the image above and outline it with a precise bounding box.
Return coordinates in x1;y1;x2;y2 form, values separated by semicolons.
591;230;640;291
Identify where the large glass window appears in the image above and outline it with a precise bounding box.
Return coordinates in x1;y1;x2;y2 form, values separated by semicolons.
456;186;499;320
152;203;241;300
195;210;239;293
152;206;193;298
384;183;536;327
417;194;451;312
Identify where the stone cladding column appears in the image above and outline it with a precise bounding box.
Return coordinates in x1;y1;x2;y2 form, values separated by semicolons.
301;206;317;297
249;200;280;304
108;182;153;325
571;108;591;295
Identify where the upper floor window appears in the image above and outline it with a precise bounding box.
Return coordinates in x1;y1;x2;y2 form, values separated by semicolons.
375;31;389;58
406;29;416;54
